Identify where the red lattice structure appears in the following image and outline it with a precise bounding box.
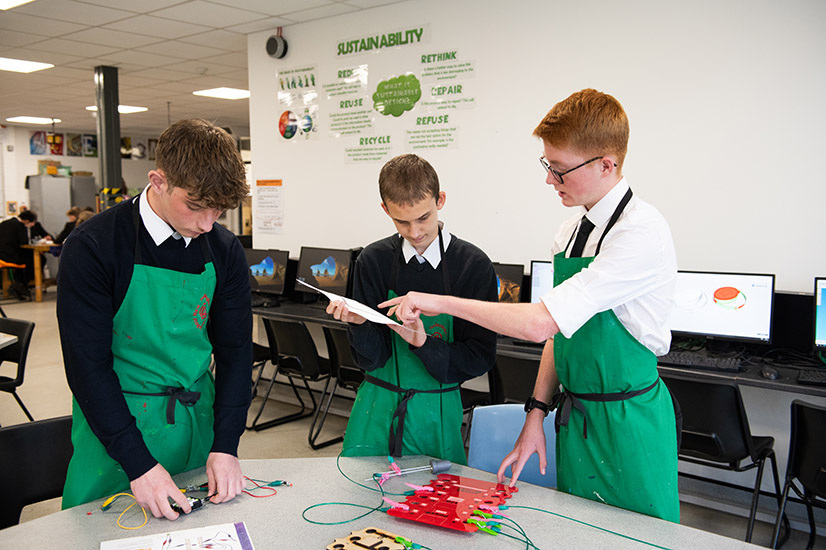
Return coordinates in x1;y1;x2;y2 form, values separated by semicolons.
387;474;517;532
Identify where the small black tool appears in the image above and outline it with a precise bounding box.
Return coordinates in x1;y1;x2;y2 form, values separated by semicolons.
171;496;208;514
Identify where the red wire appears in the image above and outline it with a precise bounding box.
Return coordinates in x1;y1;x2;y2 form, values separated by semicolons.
242;476;278;498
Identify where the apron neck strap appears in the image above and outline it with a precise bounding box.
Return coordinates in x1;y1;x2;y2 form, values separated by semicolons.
389;228;451;294
563;188;634;258
131;193;212;265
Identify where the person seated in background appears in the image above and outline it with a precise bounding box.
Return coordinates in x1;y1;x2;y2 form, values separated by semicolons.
0;210;37;299
54;206;81;245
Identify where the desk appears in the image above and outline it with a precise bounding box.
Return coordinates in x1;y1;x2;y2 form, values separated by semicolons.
0;456;757;549
21;243;60;303
0;332;18;349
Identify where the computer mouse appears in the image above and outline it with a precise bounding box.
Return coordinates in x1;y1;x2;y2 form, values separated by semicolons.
760;366;780;380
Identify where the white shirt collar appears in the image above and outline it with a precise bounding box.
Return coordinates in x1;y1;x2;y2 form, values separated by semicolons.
139;185;191;248
581;177;630;228
401;223;451;268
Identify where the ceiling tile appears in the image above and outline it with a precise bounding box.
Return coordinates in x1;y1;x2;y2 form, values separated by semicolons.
178;29;246;51
25;37;121;57
127;66;203;81
226;16;294;35
342;0;408;8
102;15;212;39
0;47;82;65
61;27;164;49
14;0;134;26
136;40;229;59
102;49;183;67
74;0;187;13
283;3;357;23
208;0;332;17
158;59;238;76
151;1;267;27
204;50;246;67
0;11;87;36
0;28;44;48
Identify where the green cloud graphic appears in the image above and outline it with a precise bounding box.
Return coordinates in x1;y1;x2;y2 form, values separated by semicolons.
373;73;421;117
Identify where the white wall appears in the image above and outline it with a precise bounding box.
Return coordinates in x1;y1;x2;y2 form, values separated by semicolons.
247;0;826;293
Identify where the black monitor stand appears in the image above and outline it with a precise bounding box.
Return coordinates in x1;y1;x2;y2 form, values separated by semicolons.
252;292;281;308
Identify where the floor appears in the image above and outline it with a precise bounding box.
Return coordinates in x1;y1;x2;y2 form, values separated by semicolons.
0;293;822;548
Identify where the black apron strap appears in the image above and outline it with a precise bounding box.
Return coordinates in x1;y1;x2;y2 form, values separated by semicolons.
131;192;213;266
551;378;658;439
388;227;451;294
363;373;459;457
563;188;634;258
123;386;202;425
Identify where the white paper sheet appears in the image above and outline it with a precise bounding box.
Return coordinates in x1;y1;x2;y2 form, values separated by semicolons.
100;521;254;550
296;279;401;326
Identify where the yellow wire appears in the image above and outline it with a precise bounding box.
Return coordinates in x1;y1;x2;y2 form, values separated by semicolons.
101;492;148;530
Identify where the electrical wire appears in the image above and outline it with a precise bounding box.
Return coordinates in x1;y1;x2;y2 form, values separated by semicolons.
100;492;148;530
509;505;672;549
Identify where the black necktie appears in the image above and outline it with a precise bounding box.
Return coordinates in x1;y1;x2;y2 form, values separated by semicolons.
569;217;595;258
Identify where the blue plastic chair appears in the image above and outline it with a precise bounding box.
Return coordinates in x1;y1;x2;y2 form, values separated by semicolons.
467;403;556;488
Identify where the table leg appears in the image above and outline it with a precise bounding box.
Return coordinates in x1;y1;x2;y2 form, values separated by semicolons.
32;251;42;302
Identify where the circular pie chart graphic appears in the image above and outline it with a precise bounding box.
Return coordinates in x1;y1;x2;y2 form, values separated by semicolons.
713;286;747;309
279;110;298;139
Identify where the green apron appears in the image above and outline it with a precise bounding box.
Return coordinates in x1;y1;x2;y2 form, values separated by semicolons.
342;231;466;464
63;201;217;508
551;189;680;522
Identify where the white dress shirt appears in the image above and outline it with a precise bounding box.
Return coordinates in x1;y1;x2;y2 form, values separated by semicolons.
540;177;677;355
401;223;452;268
139;185;191;248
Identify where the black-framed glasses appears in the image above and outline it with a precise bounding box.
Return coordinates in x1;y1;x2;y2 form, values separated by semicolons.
539;155;603;185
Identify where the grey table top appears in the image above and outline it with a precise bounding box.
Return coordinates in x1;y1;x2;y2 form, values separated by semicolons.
1;456;760;549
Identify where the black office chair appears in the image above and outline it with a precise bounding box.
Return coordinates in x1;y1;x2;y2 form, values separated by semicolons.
0;317;36;425
248;319;337;451
771;400;826;550
317;326;366;447
249;340;274;401
495;352;540;404
661;374;788;543
0;415;73;529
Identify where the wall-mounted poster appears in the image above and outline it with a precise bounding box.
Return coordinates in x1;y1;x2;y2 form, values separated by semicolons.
6;201;17;216
47;132;64;155
132;137;147;160
120;137;132;159
30;131;47;155
82;134;97;157
148;138;158;160
66;133;83;156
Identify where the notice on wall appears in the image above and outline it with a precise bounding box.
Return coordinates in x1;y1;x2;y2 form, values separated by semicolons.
326;64;373;137
344;135;393;163
277;65;320;141
255;179;284;235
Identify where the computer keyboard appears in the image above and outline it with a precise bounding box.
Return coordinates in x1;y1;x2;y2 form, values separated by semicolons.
797;369;826;387
658;351;741;373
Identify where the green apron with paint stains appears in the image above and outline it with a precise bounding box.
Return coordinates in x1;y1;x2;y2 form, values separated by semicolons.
342;231;465;464
551;193;679;522
62;203;216;508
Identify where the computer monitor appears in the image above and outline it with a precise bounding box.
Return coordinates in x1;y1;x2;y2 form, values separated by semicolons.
814;277;826;350
493;263;524;303
667;271;775;344
244;249;289;297
296;246;353;299
529;260;554;303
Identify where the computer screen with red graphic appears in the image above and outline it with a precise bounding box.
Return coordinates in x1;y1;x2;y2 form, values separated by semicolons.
666;271;774;343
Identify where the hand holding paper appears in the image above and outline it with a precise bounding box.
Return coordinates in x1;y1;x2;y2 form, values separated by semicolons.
296;279;401;326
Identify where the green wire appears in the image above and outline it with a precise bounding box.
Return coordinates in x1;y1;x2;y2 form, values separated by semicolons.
509;505;672;549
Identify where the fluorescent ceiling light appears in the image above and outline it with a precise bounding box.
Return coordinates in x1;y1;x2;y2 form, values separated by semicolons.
6;116;61;124
0;56;54;73
192;87;250;100
0;0;36;9
86;105;149;114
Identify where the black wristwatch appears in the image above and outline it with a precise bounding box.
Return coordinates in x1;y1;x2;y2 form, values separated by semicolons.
524;397;550;417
